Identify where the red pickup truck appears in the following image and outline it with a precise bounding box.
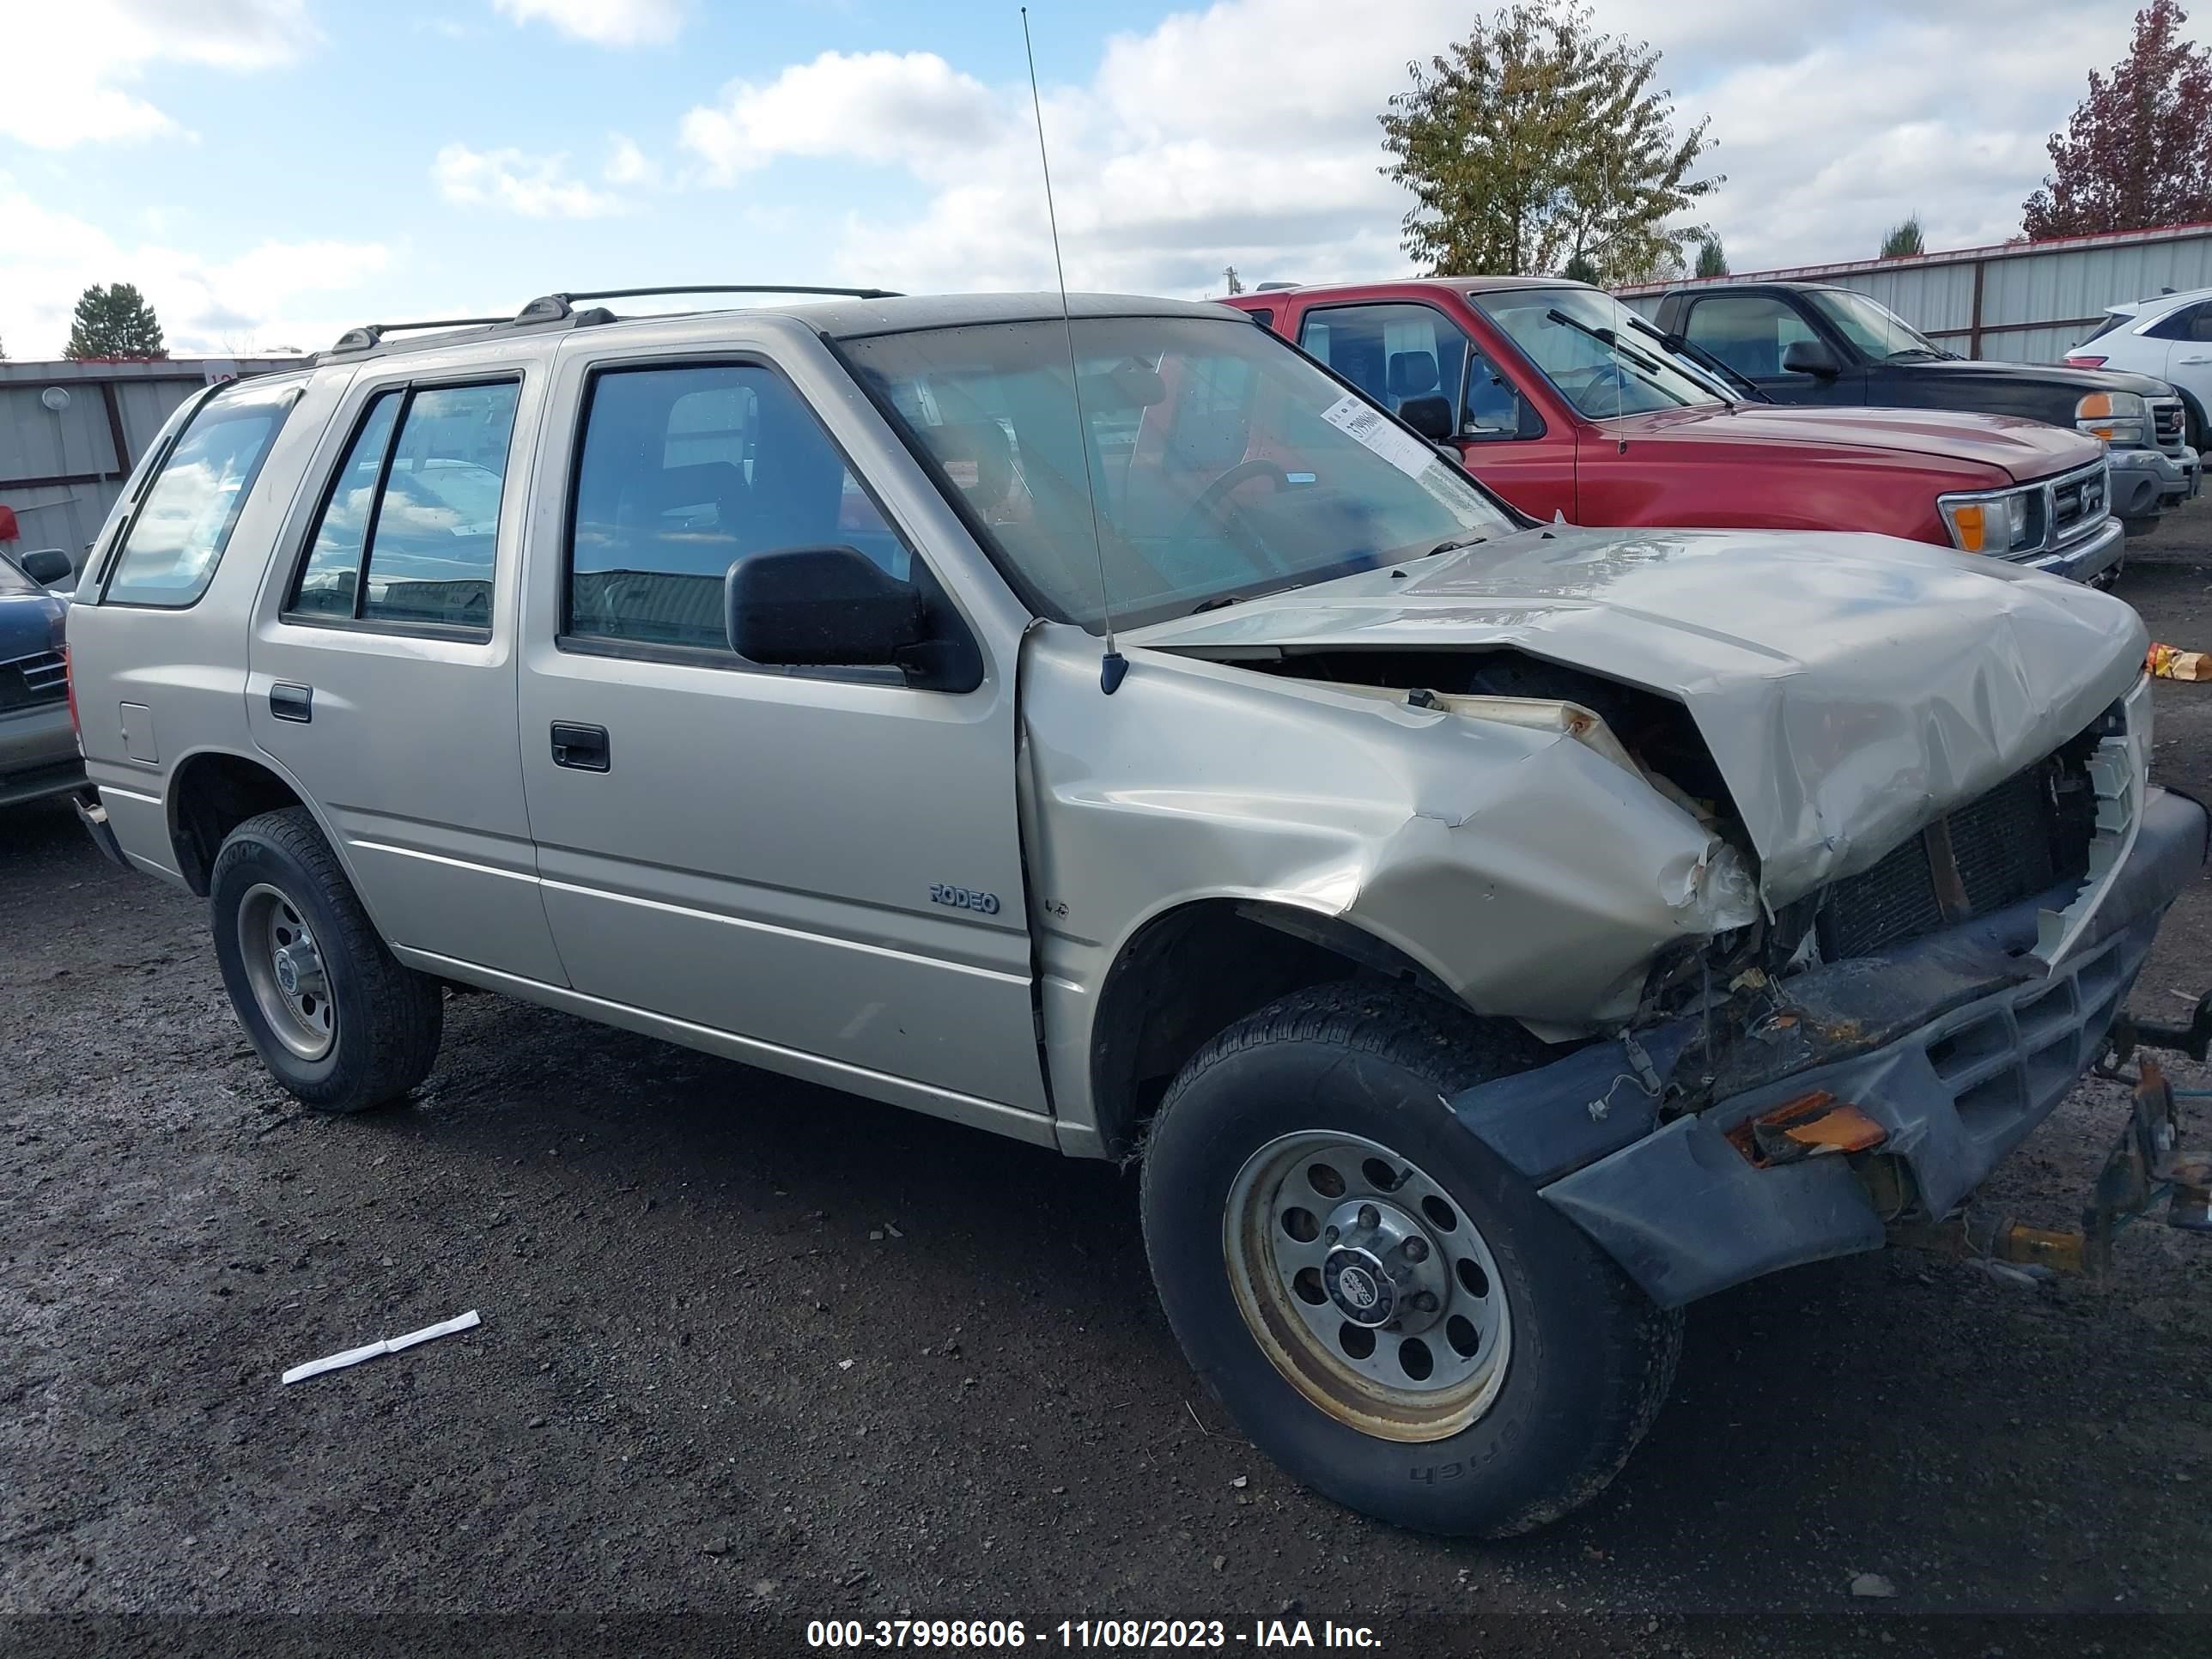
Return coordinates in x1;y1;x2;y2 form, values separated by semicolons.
1224;278;2123;583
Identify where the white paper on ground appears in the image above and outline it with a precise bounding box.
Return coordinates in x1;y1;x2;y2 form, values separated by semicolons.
282;1309;482;1384
1319;393;1440;479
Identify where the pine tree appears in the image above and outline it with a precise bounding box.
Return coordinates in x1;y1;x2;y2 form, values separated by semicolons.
64;283;168;361
1694;235;1729;277
1881;216;1925;258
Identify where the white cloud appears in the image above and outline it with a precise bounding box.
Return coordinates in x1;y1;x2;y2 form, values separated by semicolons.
492;0;684;46
433;143;627;218
678;51;1006;183
0;175;391;357
0;0;315;149
603;133;659;188
664;0;2206;297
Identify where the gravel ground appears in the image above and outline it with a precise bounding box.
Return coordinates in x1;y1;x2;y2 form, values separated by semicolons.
9;504;2212;1657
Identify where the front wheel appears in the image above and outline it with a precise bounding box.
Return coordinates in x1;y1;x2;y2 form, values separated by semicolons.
1140;982;1680;1536
210;807;443;1113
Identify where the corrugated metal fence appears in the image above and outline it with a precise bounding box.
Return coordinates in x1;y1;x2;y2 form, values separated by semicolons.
0;357;299;574
1619;222;2212;365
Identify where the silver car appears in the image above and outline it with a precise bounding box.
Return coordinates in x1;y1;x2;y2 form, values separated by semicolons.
62;288;2204;1536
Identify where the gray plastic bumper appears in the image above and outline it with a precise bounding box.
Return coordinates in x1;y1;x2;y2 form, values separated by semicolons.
2111;444;2201;515
1449;786;2209;1308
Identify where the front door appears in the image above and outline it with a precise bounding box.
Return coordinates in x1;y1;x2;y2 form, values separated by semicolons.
513;337;1046;1121
1294;299;1577;521
1679;293;1868;406
247;364;566;985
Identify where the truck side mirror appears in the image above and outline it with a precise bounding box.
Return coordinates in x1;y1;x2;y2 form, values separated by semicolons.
1396;394;1455;441
18;548;73;587
726;545;927;671
1781;338;1840;379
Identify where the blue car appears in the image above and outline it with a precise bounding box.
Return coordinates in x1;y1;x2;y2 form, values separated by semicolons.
0;547;82;809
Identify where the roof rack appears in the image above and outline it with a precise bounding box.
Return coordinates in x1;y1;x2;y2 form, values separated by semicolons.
324;284;903;361
514;283;902;325
326;317;512;354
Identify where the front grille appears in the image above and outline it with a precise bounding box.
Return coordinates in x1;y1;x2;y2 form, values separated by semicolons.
2152;397;2187;459
2049;466;2106;547
1819;744;2098;959
0;650;66;714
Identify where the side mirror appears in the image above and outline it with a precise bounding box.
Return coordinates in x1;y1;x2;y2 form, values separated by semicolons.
1396;394;1455;441
18;548;73;587
726;545;927;670
1781;338;1840;379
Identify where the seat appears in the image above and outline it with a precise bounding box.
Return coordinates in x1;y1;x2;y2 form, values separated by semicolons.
922;421;1018;517
1386;350;1440;401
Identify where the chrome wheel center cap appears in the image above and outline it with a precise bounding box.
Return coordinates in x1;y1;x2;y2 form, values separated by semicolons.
1324;1249;1395;1327
274;939;325;1001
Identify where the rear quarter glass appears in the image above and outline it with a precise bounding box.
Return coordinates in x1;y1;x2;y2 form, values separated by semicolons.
100;386;299;609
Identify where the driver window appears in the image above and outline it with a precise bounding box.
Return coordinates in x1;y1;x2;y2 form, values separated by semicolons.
1683;296;1817;379
1297;302;1526;441
566;362;908;655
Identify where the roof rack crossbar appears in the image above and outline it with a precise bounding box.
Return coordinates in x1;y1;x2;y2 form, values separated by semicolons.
542;284;902;307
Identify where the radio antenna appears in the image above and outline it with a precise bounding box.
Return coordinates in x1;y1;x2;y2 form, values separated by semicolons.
1021;5;1126;695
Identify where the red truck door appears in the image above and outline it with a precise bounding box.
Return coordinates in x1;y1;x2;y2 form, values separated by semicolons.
1282;294;1578;522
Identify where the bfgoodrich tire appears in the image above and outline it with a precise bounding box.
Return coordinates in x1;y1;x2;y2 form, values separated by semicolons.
1140;981;1680;1537
209;807;443;1113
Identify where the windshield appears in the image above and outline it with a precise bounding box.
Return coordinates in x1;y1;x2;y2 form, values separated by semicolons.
1470;287;1727;419
1809;289;1946;360
842;316;1516;631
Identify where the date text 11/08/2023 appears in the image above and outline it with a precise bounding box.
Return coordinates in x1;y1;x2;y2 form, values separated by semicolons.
805;1618;1384;1650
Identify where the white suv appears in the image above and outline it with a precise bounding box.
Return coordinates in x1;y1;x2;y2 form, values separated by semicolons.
2069;287;2212;464
62;285;2204;1538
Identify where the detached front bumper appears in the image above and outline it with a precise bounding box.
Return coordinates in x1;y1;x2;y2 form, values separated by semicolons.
2111;443;2201;517
1449;786;2209;1308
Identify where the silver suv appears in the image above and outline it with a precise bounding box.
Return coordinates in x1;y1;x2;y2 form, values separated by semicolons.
63;287;2205;1537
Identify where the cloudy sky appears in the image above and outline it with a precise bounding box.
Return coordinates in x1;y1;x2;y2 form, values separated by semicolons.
0;0;2198;358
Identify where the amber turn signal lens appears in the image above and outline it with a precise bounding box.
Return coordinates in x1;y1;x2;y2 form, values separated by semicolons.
1950;503;1987;552
1725;1091;1888;1167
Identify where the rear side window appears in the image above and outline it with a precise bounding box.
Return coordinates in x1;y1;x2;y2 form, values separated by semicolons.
564;363;902;655
104;395;290;608
288;380;520;633
2148;302;2212;343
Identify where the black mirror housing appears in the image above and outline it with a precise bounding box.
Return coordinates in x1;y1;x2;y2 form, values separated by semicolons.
1781;338;1840;378
726;545;927;670
1396;394;1455;441
18;548;73;586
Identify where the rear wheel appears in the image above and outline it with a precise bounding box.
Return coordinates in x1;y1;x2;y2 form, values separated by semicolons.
1140;981;1680;1536
210;807;442;1113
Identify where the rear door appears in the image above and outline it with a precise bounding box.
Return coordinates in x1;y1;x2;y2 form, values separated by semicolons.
1293;299;1574;520
512;327;1047;1125
2150;301;2212;421
246;356;566;984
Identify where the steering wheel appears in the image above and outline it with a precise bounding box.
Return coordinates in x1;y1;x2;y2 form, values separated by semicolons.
1175;459;1293;558
1559;363;1632;404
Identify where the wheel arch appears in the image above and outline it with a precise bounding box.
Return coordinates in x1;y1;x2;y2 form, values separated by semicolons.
166;746;330;896
1085;895;1463;1162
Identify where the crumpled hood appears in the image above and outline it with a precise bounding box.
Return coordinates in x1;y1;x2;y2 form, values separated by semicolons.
1621;404;2103;483
1123;524;2148;902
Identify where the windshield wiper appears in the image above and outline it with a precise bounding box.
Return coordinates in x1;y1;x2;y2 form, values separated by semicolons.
1884;346;1946;362
1189;593;1243;615
1623;314;1760;403
1542;309;1692;408
1424;533;1489;557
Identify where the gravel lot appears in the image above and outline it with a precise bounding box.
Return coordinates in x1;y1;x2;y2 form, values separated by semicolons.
9;504;2212;1656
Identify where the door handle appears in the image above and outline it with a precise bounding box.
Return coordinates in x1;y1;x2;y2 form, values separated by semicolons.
550;722;611;772
270;682;313;723
2179;354;2210;365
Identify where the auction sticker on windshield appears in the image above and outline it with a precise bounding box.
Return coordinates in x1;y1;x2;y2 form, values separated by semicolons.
1319;393;1437;480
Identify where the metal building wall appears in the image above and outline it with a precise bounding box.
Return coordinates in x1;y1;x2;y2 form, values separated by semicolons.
0;358;299;574
1618;222;2212;364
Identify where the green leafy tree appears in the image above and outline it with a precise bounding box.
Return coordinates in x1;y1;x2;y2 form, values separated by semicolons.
1880;215;1925;258
1561;252;1600;284
64;283;167;361
1694;234;1728;277
1378;1;1719;283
